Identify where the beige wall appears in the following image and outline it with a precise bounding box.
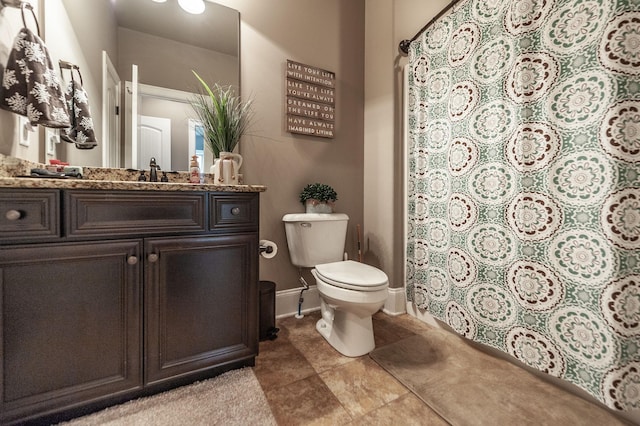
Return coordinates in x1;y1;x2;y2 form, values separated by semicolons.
117;27;238;93
364;0;450;289
213;0;450;292
214;0;366;291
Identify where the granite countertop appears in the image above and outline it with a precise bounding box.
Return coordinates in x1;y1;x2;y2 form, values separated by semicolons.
0;176;266;192
0;154;266;192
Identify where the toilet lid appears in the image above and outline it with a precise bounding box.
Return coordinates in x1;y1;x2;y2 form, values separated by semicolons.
314;260;389;291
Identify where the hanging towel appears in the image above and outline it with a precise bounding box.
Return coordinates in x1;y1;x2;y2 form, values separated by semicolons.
0;27;70;128
60;74;98;149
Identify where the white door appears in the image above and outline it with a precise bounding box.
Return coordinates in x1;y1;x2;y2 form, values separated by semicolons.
102;51;121;168
124;64;139;169
139;116;172;171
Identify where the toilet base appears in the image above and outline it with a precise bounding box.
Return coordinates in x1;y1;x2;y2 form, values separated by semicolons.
316;308;376;357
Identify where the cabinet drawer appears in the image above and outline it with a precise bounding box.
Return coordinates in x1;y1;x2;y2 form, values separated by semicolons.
0;189;60;244
209;193;259;231
66;191;206;238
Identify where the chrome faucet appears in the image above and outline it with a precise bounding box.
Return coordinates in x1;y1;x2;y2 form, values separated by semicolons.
149;157;160;182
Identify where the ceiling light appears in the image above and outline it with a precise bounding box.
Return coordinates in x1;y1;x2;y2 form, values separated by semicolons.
151;0;167;3
178;0;205;14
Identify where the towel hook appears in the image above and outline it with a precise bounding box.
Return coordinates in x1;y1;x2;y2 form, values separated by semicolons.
0;1;39;36
58;60;84;133
0;0;31;9
59;60;83;86
20;2;39;37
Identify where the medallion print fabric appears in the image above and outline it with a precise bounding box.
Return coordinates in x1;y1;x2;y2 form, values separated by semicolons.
406;0;640;412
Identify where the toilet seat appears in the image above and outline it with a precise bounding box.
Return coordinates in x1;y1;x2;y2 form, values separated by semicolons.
314;260;388;291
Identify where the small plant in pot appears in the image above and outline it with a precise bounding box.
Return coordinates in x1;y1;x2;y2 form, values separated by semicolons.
299;183;338;213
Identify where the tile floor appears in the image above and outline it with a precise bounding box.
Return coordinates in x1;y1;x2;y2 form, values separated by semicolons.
253;310;449;425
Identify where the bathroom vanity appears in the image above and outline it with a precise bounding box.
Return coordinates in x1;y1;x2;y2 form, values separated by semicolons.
0;178;265;425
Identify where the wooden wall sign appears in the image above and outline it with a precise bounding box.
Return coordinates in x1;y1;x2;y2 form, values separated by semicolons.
285;59;335;138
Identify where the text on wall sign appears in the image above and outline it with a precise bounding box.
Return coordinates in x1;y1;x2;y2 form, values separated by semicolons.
285;59;335;139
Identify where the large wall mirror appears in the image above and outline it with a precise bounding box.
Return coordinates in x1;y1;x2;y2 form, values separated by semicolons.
0;0;239;171
111;0;239;172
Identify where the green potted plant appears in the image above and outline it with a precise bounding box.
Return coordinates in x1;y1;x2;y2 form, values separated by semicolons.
190;71;254;184
299;183;338;213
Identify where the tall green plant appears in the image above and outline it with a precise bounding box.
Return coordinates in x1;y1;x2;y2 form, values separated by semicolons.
190;71;254;158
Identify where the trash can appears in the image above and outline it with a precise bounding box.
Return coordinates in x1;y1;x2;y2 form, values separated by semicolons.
259;280;278;341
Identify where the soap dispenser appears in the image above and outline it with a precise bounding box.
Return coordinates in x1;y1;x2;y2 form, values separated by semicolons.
189;155;201;183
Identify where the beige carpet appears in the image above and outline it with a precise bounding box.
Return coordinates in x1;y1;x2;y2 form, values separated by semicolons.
370;330;630;426
60;368;276;426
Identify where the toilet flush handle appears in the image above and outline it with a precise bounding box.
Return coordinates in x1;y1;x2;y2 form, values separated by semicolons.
300;222;311;228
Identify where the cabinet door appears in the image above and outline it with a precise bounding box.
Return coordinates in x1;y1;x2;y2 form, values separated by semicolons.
145;234;258;385
0;240;143;425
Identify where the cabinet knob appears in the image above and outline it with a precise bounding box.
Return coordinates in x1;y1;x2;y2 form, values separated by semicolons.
127;256;138;265
231;207;241;215
5;209;22;221
148;253;159;263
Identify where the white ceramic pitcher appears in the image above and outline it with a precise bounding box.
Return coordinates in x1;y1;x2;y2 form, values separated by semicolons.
211;151;243;185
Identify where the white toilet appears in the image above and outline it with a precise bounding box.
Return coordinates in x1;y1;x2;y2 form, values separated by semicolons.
283;213;389;357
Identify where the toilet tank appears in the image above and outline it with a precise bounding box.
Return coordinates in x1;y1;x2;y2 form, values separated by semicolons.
282;213;349;267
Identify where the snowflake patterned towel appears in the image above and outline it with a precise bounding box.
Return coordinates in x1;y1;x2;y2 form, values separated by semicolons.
0;27;70;128
60;79;98;149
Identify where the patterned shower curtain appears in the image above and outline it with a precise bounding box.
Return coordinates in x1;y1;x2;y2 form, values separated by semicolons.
405;0;639;412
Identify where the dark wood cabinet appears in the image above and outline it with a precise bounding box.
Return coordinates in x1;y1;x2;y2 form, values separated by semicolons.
65;191;207;238
0;240;143;424
0;189;260;425
144;234;258;385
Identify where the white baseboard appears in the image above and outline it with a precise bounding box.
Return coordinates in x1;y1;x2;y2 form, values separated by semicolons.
276;286;407;319
275;286;321;319
382;287;407;316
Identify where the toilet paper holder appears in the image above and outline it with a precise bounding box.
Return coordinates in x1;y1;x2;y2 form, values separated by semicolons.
259;244;274;254
259;239;278;259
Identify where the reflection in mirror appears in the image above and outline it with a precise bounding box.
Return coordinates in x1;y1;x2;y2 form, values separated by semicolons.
111;0;239;171
102;51;120;168
127;83;205;172
0;0;239;170
0;0;44;163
